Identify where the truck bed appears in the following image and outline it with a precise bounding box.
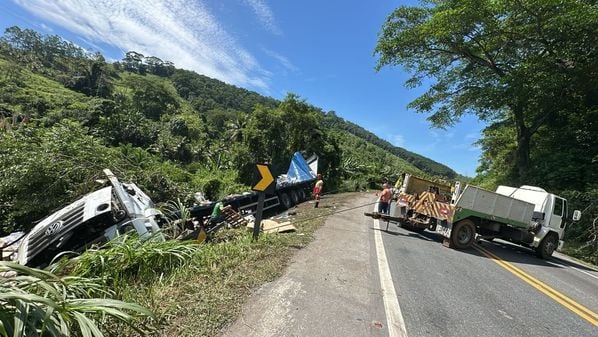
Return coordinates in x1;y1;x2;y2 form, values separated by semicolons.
454;185;535;229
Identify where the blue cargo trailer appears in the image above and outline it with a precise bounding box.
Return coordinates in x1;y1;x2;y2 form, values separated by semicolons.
189;152;319;219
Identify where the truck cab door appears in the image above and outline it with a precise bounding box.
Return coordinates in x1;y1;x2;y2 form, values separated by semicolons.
549;197;566;237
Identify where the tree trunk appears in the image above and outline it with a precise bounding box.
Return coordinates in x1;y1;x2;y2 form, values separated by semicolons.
515;129;530;182
513;107;531;182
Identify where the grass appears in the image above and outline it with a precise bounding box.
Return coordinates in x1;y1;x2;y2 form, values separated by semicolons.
560;241;598;267
112;193;360;337
59;235;201;290
0;57;89;114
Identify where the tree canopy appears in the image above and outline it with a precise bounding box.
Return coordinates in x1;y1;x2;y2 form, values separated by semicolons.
375;0;598;182
376;0;598;262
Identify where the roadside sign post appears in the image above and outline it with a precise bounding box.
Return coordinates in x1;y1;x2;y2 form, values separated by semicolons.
253;193;265;240
251;163;275;240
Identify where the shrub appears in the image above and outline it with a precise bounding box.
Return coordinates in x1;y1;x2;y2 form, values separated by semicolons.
0;262;153;337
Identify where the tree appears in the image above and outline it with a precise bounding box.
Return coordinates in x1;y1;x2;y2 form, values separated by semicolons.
122;51;146;74
126;76;179;120
64;58;113;97
278;93;323;156
375;0;598;182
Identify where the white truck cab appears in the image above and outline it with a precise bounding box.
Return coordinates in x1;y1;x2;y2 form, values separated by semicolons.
14;169;164;266
495;185;581;253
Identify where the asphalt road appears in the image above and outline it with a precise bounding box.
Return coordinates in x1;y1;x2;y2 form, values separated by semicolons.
379;202;598;337
224;194;598;337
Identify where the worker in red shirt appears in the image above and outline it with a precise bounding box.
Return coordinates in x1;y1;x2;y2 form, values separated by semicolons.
313;174;323;208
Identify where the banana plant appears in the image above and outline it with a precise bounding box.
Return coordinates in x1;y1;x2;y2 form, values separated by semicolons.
0;262;153;337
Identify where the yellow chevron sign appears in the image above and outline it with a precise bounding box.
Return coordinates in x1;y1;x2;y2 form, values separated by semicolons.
252;164;275;193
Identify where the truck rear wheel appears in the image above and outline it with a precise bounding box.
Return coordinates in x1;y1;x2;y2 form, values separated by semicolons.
280;193;292;209
290;190;300;205
451;219;476;249
298;189;306;201
536;233;557;259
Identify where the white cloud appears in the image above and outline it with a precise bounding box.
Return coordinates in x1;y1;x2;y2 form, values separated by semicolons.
11;0;273;90
243;0;281;35
39;22;52;32
263;48;298;73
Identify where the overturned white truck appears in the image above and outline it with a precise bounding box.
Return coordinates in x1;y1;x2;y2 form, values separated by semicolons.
9;169;164;266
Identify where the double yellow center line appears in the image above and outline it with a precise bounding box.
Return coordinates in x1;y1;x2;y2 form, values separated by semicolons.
472;243;598;327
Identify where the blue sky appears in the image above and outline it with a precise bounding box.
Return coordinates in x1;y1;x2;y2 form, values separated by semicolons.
0;0;485;176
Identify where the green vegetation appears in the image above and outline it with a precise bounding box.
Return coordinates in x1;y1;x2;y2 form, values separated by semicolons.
0;261;153;337
1;193;355;337
0;26;458;334
61;235;201;291
375;0;598;263
323;112;456;178
0;26;448;236
109;193;357;337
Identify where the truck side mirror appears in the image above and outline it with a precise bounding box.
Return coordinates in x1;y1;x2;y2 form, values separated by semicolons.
572;210;581;221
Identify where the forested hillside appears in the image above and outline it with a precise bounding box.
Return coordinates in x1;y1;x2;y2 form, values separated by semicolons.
0;26;452;235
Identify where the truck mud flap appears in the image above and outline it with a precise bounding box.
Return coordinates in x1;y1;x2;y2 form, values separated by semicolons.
436;221;453;247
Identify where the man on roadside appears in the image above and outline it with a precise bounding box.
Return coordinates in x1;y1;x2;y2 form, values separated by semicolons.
313;174;323;208
378;183;391;214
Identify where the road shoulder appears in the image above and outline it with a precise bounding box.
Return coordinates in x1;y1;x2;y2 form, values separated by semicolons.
222;193;386;337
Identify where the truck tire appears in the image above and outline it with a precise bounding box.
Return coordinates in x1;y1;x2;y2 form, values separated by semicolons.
280;193;292;209
290;190;300;205
451;219;476;249
536;233;558;259
298;189;306;201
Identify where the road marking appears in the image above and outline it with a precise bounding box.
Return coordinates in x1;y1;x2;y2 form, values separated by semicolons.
547;259;598;281
373;214;408;337
473;243;598;326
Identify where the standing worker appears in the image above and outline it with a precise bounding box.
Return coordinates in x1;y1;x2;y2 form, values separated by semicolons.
378;183;392;214
313;174;324;208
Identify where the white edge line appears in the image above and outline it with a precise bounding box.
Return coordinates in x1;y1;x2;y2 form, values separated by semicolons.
546;260;598;281
373;201;408;337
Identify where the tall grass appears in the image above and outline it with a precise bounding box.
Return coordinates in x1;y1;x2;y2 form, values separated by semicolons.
57;234;201;288
160;198;191;239
0;262;153;337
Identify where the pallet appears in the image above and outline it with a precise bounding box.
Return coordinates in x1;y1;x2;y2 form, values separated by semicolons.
221;205;249;228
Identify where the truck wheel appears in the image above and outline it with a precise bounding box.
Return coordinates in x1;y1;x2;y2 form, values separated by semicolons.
298;189;306;201
280;193;292;209
451;219;476;249
536;233;557;259
290;190;300;205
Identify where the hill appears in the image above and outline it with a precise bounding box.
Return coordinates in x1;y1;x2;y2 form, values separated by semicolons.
0;26;456;234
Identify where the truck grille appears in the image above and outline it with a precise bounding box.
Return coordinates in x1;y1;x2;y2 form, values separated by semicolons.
24;204;85;262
